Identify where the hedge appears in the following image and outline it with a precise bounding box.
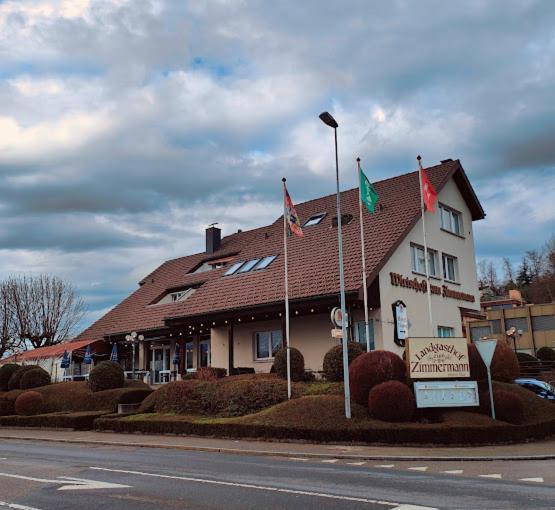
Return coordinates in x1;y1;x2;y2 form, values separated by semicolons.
95;412;555;445
15;391;44;416
0;411;107;430
0;364;21;391
273;347;305;381
20;367;51;390
8;365;40;391
323;343;364;382
491;341;520;382
536;346;555;362
88;361;125;392
368;381;415;422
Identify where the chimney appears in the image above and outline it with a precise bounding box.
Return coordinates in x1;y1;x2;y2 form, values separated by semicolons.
206;224;221;253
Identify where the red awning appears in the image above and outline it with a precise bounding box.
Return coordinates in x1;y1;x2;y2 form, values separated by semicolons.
1;339;102;363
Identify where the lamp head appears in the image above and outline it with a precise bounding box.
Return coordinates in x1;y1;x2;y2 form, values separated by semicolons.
319;111;338;129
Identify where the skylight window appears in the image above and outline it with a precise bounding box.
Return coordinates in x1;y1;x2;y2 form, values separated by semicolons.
238;258;260;273
255;255;277;270
304;212;326;227
224;261;244;276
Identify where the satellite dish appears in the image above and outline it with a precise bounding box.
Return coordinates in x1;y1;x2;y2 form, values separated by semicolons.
506;327;517;337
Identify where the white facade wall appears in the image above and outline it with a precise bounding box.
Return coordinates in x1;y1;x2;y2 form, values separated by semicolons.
378;178;481;355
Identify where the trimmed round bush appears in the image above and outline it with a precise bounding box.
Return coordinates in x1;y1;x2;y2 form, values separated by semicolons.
15;391;44;416
88;361;125;392
8;365;40;391
323;343;364;382
117;389;153;406
272;347;305;382
20;367;51;390
0;364;21;391
0;398;15;416
536;346;555;362
368;381;416;422
491;341;520;382
349;350;406;406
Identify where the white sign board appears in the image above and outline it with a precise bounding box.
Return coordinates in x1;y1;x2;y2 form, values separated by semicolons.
407;337;470;379
474;338;497;367
414;381;479;408
331;328;343;339
395;302;408;340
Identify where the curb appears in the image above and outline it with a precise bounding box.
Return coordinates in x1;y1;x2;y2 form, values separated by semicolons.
1;434;554;462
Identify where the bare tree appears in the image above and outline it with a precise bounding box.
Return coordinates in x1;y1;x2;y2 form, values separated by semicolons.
0;282;19;359
502;257;514;286
8;275;85;349
526;249;544;280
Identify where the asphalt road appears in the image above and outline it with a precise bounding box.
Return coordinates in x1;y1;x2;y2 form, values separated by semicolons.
0;439;553;510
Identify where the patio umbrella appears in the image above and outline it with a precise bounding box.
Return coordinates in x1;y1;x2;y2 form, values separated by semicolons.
110;343;119;363
83;344;93;365
60;350;70;369
172;343;180;366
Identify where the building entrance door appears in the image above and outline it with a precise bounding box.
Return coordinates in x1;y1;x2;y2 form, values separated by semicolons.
151;345;171;384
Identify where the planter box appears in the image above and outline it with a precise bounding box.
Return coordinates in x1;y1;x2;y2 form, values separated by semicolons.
117;403;141;414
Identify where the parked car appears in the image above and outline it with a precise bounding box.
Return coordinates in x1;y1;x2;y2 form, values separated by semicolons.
514;378;555;401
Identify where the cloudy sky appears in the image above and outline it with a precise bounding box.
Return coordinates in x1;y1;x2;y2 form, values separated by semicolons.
1;0;554;332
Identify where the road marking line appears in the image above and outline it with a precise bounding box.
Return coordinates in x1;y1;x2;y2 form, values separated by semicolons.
519;477;544;483
321;459;339;464
408;467;428;472
375;464;395;468
0;501;42;510
89;466;438;509
346;462;366;466
0;472;131;491
442;470;463;474
479;474;502;479
288;458;309;462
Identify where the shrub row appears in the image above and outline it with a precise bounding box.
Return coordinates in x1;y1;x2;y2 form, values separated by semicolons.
94;414;555;445
150;378;289;417
0;411;107;430
0;364;52;391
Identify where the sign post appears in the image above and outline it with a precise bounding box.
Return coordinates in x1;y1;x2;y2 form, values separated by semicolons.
474;338;497;420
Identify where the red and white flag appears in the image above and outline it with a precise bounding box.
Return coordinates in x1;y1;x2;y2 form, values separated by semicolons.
418;158;437;212
284;185;303;237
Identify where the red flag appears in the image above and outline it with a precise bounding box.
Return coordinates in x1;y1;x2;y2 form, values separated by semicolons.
418;157;437;212
284;185;303;237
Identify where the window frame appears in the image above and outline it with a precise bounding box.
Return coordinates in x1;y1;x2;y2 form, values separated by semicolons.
410;243;439;278
254;255;277;270
442;252;459;283
438;325;455;338
224;261;245;276
237;258;260;273
439;203;464;237
303;212;327;227
254;329;283;361
354;320;375;350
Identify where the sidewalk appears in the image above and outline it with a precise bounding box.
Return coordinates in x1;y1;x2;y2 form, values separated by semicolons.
1;428;554;460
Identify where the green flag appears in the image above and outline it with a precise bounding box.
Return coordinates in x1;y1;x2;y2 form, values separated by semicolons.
359;168;379;214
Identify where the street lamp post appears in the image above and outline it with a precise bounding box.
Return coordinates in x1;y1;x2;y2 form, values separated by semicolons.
124;331;144;379
319;111;351;419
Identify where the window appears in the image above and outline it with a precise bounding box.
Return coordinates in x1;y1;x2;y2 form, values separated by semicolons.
410;244;439;277
442;253;459;282
470;326;492;342
224;261;244;276
185;341;194;371
505;317;529;333
438;326;455;337
304;213;326;227
439;204;463;236
171;288;195;302
332;214;353;227
199;337;210;368
255;330;283;360
254;255;277;270
531;315;555;332
238;258;260;273
355;320;375;350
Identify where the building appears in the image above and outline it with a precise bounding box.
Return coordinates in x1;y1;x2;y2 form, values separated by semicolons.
74;158;485;383
468;302;555;354
480;289;527;312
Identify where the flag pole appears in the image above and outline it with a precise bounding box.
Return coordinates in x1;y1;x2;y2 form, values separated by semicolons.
417;155;435;337
282;177;292;399
356;158;371;352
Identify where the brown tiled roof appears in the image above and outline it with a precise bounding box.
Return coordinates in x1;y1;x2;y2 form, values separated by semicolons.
76;159;484;342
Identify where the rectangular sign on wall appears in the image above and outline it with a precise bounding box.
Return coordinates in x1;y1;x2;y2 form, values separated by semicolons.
407;337;470;379
414;381;479;408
